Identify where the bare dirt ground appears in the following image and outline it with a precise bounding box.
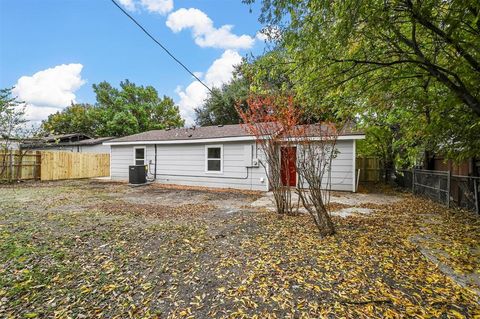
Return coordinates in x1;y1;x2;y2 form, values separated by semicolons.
250;188;401;217
0;180;479;318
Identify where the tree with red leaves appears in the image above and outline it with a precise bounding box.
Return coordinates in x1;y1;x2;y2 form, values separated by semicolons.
236;95;299;215
237;94;339;235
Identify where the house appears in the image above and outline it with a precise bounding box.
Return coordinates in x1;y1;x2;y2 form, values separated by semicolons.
105;124;365;192
0;138;20;150
21;133;113;153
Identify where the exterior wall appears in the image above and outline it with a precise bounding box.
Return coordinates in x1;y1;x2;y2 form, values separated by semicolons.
296;140;355;192
31;146;76;152
0;140;20;150
110;141;269;191
109;139;357;192
78;144;111;154
329;140;355;191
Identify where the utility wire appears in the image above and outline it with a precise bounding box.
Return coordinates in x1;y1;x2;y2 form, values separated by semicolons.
110;0;213;94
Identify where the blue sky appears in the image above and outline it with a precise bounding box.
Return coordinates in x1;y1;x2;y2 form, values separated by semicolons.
0;0;267;125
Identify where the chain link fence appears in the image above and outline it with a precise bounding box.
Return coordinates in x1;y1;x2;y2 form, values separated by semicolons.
395;169;479;214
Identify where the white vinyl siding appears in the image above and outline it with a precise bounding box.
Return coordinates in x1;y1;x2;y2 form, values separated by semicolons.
79;144;111;153
294;140;355;192
109;139;358;192
110;142;269;191
322;140;355;191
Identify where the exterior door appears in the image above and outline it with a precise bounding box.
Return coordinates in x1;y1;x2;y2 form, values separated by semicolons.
281;146;297;186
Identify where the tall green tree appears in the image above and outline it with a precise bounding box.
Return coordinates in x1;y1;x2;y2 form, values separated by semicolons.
194;75;250;126
92;80;184;136
244;0;480;164
41;80;184;137
42;104;100;136
194;57;314;127
246;0;480;115
0;88;37;181
0;88;27;140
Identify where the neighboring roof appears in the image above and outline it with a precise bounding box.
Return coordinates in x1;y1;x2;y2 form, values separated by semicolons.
22;136;114;149
61;137;115;146
106;123;364;145
42;133;92;143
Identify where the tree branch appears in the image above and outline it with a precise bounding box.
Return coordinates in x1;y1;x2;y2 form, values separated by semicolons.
405;0;480;73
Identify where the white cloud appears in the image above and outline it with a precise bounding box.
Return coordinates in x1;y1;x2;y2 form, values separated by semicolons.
119;0;173;15
118;0;136;11
204;50;242;86
256;26;282;42
166;8;255;50
176;81;209;125
255;32;268;42
140;0;173;14
23;106;64;122
12;63;85;122
176;50;242;125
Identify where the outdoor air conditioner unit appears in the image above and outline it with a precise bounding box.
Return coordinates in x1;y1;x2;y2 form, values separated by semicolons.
129;165;147;185
252;158;259;167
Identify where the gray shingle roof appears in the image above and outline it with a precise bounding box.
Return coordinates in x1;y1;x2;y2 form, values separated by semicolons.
22;137;114;149
108;123;363;143
42;133;92;143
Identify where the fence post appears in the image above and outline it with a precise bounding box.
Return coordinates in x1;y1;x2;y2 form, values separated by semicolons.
35;151;41;180
16;151;23;181
446;170;451;208
474;179;479;215
8;152;13;182
412;169;415;194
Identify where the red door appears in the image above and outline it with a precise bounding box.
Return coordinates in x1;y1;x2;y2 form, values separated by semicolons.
281;147;297;186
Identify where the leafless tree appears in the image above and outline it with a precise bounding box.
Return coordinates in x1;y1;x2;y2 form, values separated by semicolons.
295;123;339;236
0;88;37;182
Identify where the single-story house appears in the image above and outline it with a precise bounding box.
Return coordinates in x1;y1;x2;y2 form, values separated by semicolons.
0;138;20;150
105;124;365;192
22;133;113;153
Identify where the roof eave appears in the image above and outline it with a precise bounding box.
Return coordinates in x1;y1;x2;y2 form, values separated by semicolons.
104;134;365;146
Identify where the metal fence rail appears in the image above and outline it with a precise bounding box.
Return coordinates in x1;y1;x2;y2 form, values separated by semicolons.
396;169;480;214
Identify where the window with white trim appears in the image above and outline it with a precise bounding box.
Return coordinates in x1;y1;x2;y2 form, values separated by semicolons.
206;145;222;172
134;147;146;166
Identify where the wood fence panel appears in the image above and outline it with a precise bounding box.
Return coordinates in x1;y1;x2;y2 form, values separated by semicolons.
40;152;110;181
356;157;382;182
0;151;41;181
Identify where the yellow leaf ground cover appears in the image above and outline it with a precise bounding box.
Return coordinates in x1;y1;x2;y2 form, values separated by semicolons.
0;180;479;318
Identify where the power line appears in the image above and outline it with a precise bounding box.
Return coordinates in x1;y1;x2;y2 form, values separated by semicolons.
109;0;213;94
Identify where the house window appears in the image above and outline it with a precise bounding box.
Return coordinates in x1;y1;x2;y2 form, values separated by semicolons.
206;145;222;173
134;147;146;166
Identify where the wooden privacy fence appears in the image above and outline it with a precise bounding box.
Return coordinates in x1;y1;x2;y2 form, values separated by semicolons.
41;152;110;181
356;157;382;182
0;151;41;181
0;151;110;181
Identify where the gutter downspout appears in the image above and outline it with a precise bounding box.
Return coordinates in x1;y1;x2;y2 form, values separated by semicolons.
154;144;157;180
